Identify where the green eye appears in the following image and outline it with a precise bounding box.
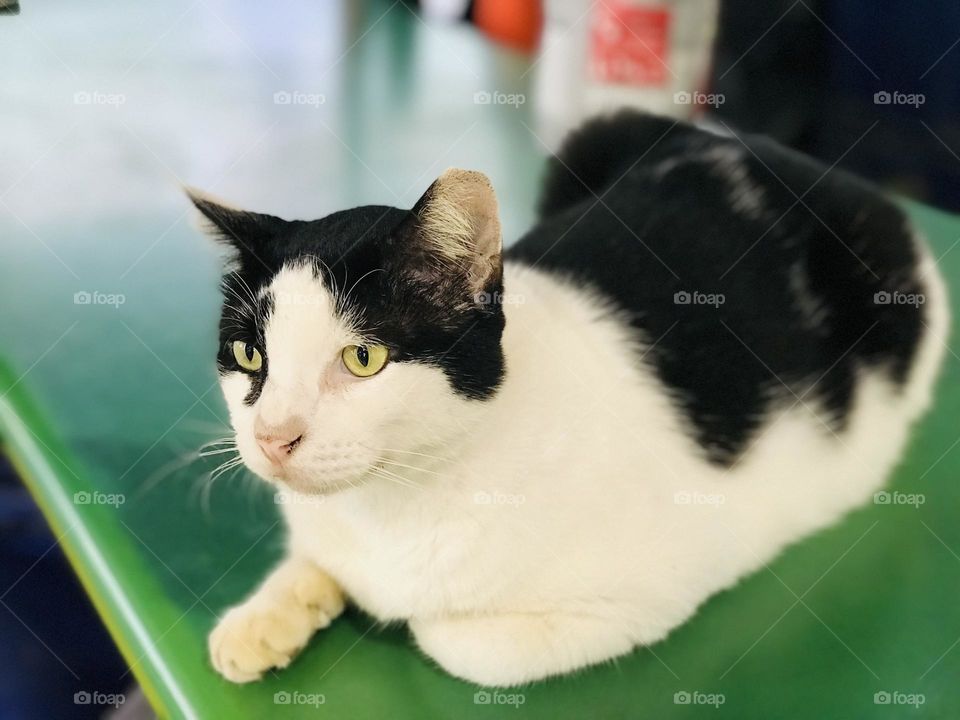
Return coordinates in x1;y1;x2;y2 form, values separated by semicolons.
232;341;263;372
342;344;388;377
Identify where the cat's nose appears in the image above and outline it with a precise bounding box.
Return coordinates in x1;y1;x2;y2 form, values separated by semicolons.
256;432;304;464
255;417;306;465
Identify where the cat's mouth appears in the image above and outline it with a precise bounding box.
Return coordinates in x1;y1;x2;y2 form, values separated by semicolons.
246;437;378;496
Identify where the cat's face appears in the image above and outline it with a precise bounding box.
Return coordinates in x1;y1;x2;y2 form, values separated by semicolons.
190;170;505;494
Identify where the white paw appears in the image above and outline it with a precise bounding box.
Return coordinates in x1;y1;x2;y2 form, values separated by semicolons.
209;565;344;683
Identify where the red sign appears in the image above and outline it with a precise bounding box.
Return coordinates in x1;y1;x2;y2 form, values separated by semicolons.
590;3;672;87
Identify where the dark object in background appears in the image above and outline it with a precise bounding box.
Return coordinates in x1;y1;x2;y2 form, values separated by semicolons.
710;0;828;151
0;1;20;16
0;455;128;719
711;0;960;212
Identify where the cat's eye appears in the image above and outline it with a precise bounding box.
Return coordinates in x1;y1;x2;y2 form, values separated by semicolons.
342;344;388;377
232;341;263;372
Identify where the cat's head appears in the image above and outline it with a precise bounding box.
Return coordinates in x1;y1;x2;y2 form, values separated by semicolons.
189;169;506;494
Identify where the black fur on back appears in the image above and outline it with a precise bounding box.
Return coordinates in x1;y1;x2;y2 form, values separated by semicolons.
512;110;928;465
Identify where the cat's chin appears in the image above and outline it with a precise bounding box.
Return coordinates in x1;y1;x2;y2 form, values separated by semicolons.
241;453;375;497
265;468;367;497
281;477;358;496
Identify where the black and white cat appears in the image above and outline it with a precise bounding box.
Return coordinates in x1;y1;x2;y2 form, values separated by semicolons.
193;111;948;687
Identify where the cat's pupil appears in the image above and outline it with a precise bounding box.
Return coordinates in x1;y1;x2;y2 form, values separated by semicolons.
244;343;255;361
356;345;369;367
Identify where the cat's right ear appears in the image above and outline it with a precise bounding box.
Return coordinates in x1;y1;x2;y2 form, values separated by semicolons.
185;187;285;268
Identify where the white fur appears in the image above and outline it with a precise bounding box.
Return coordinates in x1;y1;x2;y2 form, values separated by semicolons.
210;243;949;687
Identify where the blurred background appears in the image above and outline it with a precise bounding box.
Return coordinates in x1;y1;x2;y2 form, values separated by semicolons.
2;0;959;717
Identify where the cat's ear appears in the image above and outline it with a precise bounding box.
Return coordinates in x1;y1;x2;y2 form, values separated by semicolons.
399;168;503;296
185;187;286;267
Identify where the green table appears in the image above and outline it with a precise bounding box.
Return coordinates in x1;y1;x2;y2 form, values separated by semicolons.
3;2;960;718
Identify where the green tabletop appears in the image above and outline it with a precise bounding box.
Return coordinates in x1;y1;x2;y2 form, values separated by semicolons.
3;2;960;718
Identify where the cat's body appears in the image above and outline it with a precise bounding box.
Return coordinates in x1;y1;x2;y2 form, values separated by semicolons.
197;112;948;687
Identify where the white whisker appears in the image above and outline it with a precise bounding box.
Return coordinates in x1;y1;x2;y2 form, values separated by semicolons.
201;462;249;516
198;437;236;449
199;447;241;457
210;456;245;482
344;267;386;304
373;446;453;463
367;465;423;491
375;458;446;478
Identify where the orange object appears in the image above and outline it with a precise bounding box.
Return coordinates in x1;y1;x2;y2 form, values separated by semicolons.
474;0;543;53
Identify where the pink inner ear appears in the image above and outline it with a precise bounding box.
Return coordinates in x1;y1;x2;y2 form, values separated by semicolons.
411;168;503;294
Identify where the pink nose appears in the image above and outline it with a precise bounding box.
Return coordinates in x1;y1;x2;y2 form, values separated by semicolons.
256;432;304;465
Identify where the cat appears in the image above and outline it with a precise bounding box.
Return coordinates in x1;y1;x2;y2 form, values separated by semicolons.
192;110;948;687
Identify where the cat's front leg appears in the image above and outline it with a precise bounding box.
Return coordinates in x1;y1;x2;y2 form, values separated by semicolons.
209;557;344;683
410;611;636;687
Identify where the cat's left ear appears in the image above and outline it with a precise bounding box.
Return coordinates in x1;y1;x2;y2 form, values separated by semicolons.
399;168;503;296
185;187;286;268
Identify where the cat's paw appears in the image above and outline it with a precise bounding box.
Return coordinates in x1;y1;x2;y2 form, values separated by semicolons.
209;561;344;683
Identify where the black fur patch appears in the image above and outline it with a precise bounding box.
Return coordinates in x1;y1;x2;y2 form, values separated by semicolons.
216;279;273;405
511;111;928;465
